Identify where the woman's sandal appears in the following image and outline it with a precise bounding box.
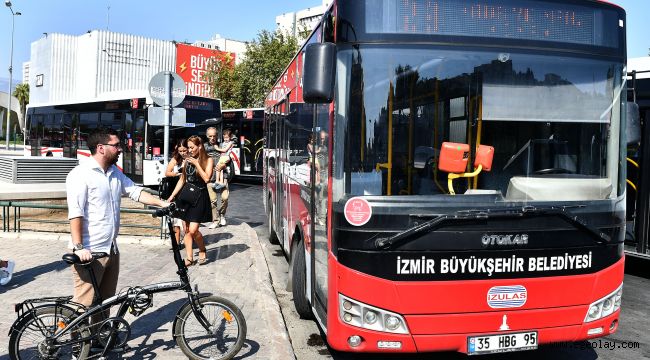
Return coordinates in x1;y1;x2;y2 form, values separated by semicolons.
184;258;196;267
198;252;207;266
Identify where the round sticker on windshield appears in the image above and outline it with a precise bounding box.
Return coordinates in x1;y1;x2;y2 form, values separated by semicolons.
344;197;372;226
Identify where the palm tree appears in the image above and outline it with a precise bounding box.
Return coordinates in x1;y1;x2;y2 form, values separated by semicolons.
12;83;29;138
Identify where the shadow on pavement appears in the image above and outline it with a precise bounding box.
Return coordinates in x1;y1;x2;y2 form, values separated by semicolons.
125;298;186;359
234;339;261;359
93;297;260;359
207;243;250;262
0;259;68;294
203;232;234;244
624;256;650;279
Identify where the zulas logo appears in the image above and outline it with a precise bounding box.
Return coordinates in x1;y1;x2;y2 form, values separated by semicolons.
482;234;528;247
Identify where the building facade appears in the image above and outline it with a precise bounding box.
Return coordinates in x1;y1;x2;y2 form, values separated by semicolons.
276;0;332;40
192;34;247;65
28;30;246;108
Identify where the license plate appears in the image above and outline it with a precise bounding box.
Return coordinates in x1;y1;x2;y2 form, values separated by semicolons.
468;331;537;355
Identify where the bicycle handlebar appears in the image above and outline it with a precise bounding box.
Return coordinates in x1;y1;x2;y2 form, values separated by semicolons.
153;202;177;218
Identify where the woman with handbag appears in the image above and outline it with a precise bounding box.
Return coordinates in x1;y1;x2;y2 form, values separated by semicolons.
165;138;188;250
167;135;214;266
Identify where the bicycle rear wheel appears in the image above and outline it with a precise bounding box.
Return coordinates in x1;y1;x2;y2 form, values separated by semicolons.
9;305;91;360
174;295;247;360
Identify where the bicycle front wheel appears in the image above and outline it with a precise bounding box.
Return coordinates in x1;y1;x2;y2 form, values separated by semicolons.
9;305;91;360
174;295;247;360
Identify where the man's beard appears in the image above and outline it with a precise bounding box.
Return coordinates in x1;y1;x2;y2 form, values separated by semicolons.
109;152;119;165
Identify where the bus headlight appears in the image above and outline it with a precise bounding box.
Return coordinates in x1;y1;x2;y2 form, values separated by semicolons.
584;284;623;323
385;316;401;331
339;294;409;334
364;310;378;325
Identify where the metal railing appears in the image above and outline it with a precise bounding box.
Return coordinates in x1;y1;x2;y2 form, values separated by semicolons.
0;201;166;238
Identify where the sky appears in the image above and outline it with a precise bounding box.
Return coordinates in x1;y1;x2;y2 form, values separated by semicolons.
0;0;648;87
0;0;316;85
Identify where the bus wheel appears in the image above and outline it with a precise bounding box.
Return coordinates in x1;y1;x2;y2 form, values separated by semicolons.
291;240;313;319
267;202;279;244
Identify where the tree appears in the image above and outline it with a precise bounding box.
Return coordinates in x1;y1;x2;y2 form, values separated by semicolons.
13;83;29;137
204;52;240;109
207;30;300;108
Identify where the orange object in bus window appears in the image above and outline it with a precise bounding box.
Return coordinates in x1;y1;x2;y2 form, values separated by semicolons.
474;144;494;172
438;142;470;173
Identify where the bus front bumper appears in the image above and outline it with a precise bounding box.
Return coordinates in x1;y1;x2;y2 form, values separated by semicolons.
327;308;620;353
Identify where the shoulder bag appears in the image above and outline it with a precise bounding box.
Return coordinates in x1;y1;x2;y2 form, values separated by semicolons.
159;176;179;200
177;182;202;206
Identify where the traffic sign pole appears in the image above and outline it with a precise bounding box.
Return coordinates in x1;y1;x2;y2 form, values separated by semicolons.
148;71;185;170
163;72;172;168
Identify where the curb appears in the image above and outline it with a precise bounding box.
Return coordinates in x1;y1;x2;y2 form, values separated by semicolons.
243;222;297;360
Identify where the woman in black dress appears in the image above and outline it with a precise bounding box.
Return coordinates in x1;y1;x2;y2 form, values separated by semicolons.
167;135;214;265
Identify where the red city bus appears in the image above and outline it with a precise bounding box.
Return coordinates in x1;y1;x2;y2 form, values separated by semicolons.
264;0;628;355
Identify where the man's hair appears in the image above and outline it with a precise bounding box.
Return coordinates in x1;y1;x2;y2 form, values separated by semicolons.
88;127;119;155
206;127;217;135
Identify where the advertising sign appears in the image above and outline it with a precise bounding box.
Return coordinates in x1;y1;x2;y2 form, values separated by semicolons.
175;43;236;99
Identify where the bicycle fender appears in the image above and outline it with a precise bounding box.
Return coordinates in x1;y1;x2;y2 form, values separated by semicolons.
8;303;80;336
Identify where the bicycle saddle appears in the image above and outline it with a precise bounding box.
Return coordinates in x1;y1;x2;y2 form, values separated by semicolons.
62;252;109;265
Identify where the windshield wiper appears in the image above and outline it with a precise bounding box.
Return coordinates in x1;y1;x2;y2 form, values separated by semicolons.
375;205;611;250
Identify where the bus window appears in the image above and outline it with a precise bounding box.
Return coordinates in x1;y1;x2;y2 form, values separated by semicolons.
100;112;122;130
79;113;99;150
43;114;63;149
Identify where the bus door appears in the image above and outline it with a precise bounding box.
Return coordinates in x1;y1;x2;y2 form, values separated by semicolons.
62;114;76;158
122;111;145;183
280;103;292;250
242;118;264;174
268;113;281;240
311;103;330;323
28;114;42;156
223;119;241;176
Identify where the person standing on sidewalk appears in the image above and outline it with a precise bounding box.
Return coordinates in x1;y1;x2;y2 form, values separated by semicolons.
165;138;189;249
168;135;212;265
0;258;15;285
66;127;167;310
204;127;229;228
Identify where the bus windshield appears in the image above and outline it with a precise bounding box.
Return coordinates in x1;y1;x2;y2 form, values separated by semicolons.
335;45;625;202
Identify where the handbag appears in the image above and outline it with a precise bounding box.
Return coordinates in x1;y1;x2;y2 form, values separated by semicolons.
159;176;179;200
177;182;202;206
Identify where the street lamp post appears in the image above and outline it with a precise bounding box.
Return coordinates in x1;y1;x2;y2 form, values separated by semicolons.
5;1;20;150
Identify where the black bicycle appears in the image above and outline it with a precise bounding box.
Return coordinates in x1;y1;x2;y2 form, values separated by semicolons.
8;204;246;360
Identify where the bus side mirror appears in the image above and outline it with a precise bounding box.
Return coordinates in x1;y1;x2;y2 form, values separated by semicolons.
627;102;641;145
303;43;336;103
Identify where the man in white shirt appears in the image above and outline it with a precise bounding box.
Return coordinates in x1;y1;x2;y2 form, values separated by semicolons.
66;127;167;309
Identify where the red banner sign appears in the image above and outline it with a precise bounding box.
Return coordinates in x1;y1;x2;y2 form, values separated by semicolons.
175;43;236;99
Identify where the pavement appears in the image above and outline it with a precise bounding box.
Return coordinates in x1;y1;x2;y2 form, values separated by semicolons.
0;220;294;359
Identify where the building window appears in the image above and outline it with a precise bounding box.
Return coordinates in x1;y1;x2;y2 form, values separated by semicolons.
35;74;44;87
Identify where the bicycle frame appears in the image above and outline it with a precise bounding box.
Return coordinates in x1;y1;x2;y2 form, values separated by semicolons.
11;205;214;352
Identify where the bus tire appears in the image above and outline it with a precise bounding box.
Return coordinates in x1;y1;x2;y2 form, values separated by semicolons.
291;240;313;319
267;202;279;244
